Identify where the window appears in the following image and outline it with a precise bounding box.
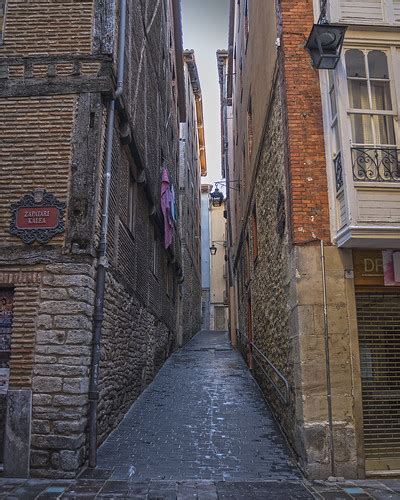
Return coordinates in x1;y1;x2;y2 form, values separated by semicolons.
127;172;137;234
0;1;6;44
247;96;253;159
328;71;342;191
244;0;249;48
339;0;400;25
345;48;399;182
251;205;258;261
345;49;397;147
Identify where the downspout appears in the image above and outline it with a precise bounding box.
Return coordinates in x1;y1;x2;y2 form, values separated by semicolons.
88;0;127;468
320;240;335;476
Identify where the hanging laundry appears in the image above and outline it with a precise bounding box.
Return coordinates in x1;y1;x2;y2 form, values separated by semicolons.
161;167;173;249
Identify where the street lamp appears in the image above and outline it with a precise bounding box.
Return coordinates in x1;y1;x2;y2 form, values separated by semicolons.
306;23;347;70
209;187;224;207
209;241;226;255
305;0;347;70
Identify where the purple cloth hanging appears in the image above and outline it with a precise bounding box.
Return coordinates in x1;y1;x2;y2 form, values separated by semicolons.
161;167;173;249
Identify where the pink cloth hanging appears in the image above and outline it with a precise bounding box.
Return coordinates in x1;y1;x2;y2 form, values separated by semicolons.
161;167;173;249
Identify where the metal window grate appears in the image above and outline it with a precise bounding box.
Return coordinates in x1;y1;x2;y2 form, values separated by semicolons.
357;293;400;471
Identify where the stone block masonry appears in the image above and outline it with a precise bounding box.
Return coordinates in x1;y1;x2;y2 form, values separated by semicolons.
97;270;175;445
31;263;95;478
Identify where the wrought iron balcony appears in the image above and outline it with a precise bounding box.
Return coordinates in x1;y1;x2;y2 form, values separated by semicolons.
352;147;400;183
334;152;343;192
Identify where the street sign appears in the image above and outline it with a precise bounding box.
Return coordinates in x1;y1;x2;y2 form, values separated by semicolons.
10;189;65;244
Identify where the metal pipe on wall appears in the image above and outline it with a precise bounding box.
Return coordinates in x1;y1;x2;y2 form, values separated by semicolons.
320;239;336;477
88;0;127;469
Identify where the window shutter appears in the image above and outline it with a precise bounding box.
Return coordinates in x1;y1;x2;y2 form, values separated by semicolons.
394;0;400;22
340;0;384;23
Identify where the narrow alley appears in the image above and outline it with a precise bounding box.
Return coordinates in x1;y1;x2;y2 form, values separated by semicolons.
2;333;400;498
95;331;299;482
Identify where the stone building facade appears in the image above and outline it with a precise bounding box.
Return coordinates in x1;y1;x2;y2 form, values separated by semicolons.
0;0;196;479
177;50;206;346
209;203;229;332
223;0;400;480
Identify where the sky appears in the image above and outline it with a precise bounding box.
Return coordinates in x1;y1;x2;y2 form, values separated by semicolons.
181;0;230;184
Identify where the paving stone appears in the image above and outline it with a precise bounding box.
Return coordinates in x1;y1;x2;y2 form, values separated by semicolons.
96;331;300;481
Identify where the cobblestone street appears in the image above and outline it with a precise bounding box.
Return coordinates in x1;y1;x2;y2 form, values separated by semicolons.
1;332;400;498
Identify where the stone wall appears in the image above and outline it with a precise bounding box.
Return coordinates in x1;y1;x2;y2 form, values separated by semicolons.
97;270;174;444
180;244;201;344
96;0;183;450
30;262;95;478
236;74;297;441
291;245;360;478
235;74;360;479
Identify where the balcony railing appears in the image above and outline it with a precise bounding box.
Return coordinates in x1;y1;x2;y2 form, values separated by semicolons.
352;147;400;183
334;152;343;192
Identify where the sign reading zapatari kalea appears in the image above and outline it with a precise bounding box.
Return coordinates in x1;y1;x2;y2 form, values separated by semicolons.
10;189;66;244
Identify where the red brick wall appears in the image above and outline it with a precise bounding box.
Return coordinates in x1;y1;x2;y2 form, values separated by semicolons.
280;0;331;244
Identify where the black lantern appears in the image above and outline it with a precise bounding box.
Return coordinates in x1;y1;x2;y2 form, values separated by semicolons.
209;187;224;207
210;244;217;255
306;24;347;70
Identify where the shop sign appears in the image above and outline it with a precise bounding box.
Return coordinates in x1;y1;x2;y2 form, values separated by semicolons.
354;250;400;287
10;189;65;244
353;250;384;286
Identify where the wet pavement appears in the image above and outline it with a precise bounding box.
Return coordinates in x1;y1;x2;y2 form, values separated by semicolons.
1;476;400;499
96;330;299;482
1;331;400;498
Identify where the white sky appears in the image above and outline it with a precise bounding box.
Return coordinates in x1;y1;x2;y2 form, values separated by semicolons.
181;0;230;184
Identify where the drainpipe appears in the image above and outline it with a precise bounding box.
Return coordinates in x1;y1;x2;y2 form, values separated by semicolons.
88;0;127;468
320;240;336;477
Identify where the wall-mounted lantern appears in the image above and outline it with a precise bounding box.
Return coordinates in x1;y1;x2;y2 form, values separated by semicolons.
306;23;347;70
210;244;217;256
209;187;224;207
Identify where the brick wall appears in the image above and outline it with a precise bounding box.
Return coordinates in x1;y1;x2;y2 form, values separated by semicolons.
280;0;331;244
0;95;76;246
0;0;94;56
